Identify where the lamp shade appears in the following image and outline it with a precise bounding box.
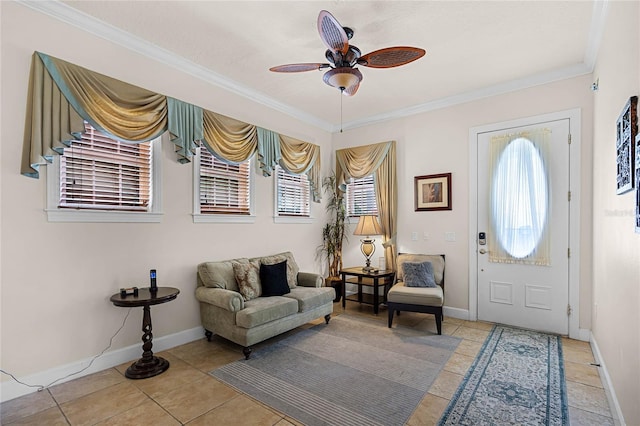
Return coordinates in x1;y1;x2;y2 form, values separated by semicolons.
353;215;383;236
323;67;362;90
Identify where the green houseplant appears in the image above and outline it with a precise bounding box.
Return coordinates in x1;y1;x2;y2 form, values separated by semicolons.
317;174;347;301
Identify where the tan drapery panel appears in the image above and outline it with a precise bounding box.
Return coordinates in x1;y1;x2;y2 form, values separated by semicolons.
280;135;322;202
21;53;85;177
336;141;397;270
202;110;258;163
43;53;167;142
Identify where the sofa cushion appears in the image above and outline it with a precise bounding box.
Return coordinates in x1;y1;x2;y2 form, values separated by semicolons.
233;260;261;301
387;282;444;306
284;287;335;312
260;260;290;297
257;251;299;288
236;296;299;328
396;254;445;286
198;259;244;292
402;261;437;288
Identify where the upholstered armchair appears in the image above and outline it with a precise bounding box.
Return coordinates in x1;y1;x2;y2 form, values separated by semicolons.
387;253;445;335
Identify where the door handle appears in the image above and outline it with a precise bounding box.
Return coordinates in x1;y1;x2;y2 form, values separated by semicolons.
479;248;487;254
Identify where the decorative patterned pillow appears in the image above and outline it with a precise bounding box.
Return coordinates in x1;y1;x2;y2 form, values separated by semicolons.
402;261;437;288
260;252;299;288
260;260;290;296
233;260;261;301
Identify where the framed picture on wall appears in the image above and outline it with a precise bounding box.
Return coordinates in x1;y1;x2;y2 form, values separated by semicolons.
616;96;637;195
636;134;640;233
414;173;452;211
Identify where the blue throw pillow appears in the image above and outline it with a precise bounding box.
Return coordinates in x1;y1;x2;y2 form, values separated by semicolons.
403;261;437;288
260;260;290;296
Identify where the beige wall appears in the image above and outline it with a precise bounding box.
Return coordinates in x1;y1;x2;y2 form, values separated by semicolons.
0;2;332;388
3;2;639;422
334;76;594;323
591;2;640;424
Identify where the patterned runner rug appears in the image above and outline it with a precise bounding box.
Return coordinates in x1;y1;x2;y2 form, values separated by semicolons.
210;315;460;426
438;324;568;425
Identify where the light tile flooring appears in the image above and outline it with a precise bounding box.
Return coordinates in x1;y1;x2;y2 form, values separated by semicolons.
1;303;615;425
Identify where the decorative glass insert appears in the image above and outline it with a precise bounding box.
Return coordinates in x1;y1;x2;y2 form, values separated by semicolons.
489;132;551;264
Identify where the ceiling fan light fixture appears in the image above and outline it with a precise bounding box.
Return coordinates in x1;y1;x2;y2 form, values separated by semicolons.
323;67;362;90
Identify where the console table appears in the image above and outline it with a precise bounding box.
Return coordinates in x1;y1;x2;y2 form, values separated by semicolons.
340;268;395;314
110;287;179;379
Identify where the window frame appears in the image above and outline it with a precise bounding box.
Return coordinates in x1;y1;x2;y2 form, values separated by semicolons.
192;145;255;224
345;174;378;221
46;135;163;223
273;165;313;224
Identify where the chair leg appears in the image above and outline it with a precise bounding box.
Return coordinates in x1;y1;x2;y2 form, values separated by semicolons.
388;308;394;328
435;309;442;335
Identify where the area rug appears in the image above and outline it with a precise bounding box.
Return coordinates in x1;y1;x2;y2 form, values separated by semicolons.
438;324;568;425
210;315;461;426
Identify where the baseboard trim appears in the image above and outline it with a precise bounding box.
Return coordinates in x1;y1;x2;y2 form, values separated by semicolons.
577;327;591;342
1;326;204;403
443;306;470;321
590;333;626;425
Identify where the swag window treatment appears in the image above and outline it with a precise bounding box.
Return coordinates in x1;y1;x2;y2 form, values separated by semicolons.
335;141;397;270
21;51;320;202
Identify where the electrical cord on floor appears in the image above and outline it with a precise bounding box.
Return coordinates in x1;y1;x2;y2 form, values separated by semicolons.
0;307;132;391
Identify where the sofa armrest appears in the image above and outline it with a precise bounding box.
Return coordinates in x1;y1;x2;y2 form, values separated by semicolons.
195;287;244;312
297;272;324;288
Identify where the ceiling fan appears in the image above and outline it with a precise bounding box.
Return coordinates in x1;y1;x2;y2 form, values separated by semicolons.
269;10;426;96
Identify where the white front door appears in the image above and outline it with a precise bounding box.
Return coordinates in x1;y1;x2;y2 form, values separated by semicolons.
476;117;570;335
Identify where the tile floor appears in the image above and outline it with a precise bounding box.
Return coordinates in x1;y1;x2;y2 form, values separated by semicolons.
1;303;615;425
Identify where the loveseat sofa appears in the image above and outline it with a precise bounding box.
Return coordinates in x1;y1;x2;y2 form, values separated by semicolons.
196;252;335;358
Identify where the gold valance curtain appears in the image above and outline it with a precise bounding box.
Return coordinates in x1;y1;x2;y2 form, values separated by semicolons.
21;52;203;176
201;113;321;202
202;110;258;163
336;141;397;270
21;51;321;197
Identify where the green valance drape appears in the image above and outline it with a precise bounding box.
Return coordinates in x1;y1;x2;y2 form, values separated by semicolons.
336;141;397;270
21;51;321;200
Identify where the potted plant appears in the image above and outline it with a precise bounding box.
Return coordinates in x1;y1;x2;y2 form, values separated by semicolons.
317;174;347;302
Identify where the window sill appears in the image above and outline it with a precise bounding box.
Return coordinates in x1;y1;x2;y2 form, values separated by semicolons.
192;214;256;224
273;216;314;224
46;209;163;223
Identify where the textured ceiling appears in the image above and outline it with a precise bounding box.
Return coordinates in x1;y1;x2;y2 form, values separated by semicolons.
58;1;600;131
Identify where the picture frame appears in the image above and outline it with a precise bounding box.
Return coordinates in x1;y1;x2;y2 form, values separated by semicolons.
635;134;640;233
616;96;637;195
414;173;452;211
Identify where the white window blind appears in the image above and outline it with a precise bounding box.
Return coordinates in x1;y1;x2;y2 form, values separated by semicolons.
276;166;310;217
198;145;251;215
59;122;152;211
346;174;378;217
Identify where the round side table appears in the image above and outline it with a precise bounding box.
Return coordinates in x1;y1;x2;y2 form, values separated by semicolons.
110;287;180;379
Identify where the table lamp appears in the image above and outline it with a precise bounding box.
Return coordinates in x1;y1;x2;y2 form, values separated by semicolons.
353;215;383;271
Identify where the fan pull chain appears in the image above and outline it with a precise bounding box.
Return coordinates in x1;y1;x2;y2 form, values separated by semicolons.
340;88;344;133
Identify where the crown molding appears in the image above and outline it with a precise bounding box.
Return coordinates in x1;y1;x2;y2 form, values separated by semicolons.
17;0;334;132
338;62;593;133
19;0;606;135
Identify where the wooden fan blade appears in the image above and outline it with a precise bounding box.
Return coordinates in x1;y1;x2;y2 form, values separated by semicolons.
358;47;426;68
318;10;349;54
269;63;329;73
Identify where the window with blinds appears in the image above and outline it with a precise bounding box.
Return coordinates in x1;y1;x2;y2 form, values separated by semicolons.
276;166;310;217
198;145;251;215
59;122;152;211
346;174;378;217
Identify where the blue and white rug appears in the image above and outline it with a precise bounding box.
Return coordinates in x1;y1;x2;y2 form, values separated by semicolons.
439;324;568;425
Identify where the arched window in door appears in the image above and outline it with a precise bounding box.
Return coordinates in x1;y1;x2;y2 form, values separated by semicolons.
489;131;551;265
